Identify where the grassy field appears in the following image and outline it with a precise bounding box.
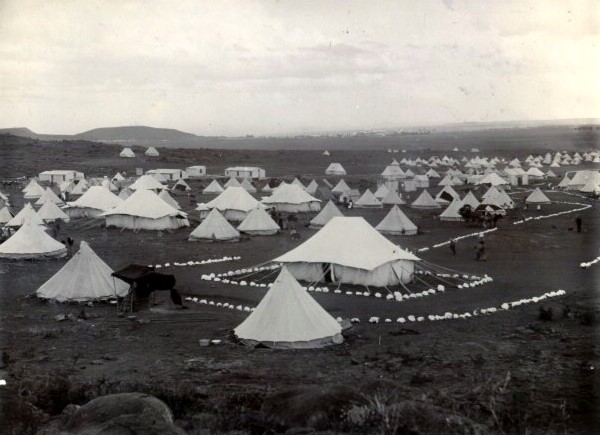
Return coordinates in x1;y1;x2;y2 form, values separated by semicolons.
0;135;599;434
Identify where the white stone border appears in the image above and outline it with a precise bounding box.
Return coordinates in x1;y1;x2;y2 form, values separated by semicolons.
417;228;497;252
580;256;600;269
200;265;492;303
151;256;242;269
513;201;591;225
184;289;567;326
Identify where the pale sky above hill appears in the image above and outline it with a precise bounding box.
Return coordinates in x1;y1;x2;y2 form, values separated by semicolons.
0;0;598;136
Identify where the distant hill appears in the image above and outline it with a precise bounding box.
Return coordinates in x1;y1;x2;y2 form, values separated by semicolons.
74;126;197;143
1;119;599;150
0;127;40;138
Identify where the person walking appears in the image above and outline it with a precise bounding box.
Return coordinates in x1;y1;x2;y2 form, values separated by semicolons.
449;239;456;255
576;216;582;233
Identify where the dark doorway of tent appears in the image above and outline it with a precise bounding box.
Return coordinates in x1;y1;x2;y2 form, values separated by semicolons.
322;263;333;283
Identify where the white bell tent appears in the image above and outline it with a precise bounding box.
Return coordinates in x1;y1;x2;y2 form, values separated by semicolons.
36;241;129;301
273;217;420;287
234;267;343;349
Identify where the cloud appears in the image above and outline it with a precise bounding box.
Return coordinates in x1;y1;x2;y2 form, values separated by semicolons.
0;0;597;135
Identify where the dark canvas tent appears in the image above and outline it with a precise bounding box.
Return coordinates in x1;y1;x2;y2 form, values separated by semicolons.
112;264;179;311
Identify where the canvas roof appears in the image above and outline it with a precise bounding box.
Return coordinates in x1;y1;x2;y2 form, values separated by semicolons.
173;178;191;191
435;185;460;203
411;190;441;208
375;205;418;234
145;147;159;156
240;178;257;193
22;179;42;194
234;267;342;346
0;206;13;224
331;179;351;193
354;189;382;207
102;189;186;219
203;179;224;194
580;177;600;193
274;216;419;271
118;188;133;200
439;199;464;219
477;172;508;186
305;180;319;195
0;221;66;259
6;203;45;227
374;184;389;199
189;209;240;241
291;178;305;189
70;179;89;195
101;179;118;192
525;188;551;204
128;174;165;191
309;200;344;228
263;183;320;205
37;201;70;222
158;189;181;210
35;187;64;206
461;191;480;208
120;147;135;157
381;164;405;178
527;167;545;177
206;187;263;213
380;188;405;205
237;207;280;233
224;177;242;188
23;180;45;198
36;241;129;301
325;163;346;174
67;186;123;212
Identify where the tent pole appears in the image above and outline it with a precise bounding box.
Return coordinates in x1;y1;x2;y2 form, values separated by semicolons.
112;277;119;314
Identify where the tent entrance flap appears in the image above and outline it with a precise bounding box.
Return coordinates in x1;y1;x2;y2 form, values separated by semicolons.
391;260;414;284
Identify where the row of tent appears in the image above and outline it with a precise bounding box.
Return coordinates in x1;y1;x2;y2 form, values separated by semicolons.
379;160;553;184
19;210;421;297
25;234;343;349
8;158;574;229
4;172;543;229
119;147;159;158
17;208;421;291
201;177;320;196
384;150;600;169
557;170;600;194
6;155;597;230
1;183;552;249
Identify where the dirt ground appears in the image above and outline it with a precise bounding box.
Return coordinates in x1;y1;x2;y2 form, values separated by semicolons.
0;137;599;434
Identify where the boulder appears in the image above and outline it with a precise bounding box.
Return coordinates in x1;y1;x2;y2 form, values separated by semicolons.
37;392;185;435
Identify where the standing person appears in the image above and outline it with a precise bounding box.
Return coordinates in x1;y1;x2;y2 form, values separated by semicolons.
66;237;74;255
492;214;501;228
476;240;486;261
289;223;299;240
449;239;456;255
281;214;288;230
576;216;582;233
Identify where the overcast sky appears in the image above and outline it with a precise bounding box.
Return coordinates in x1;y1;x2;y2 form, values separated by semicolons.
0;0;597;136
